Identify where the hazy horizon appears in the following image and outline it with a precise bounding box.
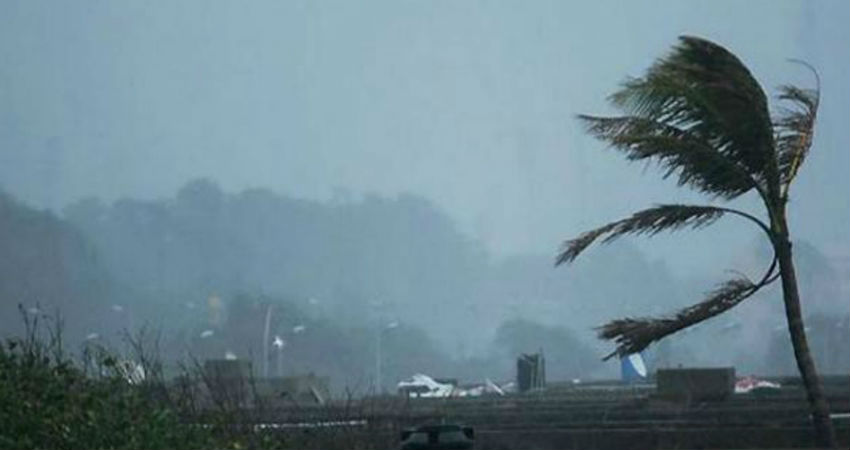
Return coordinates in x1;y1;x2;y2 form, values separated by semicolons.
2;1;848;275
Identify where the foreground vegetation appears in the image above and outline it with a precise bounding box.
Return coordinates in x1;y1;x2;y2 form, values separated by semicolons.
0;312;377;450
2;334;178;448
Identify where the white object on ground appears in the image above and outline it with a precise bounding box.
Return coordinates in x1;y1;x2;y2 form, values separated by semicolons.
735;375;781;394
397;374;455;398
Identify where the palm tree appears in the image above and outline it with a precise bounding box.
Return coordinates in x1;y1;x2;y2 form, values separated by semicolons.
556;36;836;447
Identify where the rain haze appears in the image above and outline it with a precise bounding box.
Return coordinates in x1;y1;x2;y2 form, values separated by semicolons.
0;2;849;448
3;1;848;260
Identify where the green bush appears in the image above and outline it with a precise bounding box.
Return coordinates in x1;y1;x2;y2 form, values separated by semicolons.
0;311;301;450
0;332;215;450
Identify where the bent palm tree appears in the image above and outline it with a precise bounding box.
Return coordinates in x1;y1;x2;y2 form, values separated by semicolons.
556;36;836;447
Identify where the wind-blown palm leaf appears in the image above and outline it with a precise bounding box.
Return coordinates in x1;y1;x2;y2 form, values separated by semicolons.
775;62;819;190
561;36;836;445
597;274;771;360
555;205;725;265
600;36;775;195
578;115;758;198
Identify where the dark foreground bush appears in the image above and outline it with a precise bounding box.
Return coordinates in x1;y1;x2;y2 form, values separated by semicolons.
0;323;211;449
0;312;305;450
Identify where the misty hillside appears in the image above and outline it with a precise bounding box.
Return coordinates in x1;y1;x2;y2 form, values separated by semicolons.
61;180;692;347
62;179;485;337
2;180;846;388
0;191;113;341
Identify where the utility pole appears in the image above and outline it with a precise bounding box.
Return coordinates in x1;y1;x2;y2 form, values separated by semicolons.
273;335;285;377
375;325;382;394
262;305;273;378
375;320;398;394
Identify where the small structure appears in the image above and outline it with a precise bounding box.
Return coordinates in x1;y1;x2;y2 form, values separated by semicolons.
656;367;735;402
516;351;546;393
400;424;474;450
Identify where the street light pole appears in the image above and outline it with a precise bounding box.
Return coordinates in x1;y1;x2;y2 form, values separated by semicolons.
262;305;273;378
270;327;301;378
274;336;284;377
375;321;398;395
376;326;382;394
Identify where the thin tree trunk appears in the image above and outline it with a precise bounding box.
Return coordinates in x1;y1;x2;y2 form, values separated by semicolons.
775;232;837;448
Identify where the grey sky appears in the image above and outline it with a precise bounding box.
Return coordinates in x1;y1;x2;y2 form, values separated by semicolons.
1;0;847;273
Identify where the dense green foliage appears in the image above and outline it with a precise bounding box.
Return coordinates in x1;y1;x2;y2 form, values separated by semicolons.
0;325;213;449
0;314;352;450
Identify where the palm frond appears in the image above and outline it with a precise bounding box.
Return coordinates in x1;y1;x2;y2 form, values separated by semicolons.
775;60;820;191
595;36;775;195
555;205;725;266
597;277;758;360
578;115;758;199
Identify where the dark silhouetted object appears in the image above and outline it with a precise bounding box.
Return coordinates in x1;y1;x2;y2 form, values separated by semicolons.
656;367;735;402
203;359;252;407
400;424;474;450
516;351;546;393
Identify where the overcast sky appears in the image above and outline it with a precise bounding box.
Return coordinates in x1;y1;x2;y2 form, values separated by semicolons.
1;0;847;274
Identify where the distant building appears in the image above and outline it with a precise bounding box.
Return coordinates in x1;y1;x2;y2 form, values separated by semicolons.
516;352;545;392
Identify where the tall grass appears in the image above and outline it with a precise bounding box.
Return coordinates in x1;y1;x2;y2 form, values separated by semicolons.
0;307;386;450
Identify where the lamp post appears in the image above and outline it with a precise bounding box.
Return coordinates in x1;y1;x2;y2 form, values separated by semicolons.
271;325;305;377
262;305;273;378
375;321;399;394
273;335;285;377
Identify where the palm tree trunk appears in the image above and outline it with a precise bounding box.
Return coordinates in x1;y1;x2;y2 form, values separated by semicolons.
775;232;837;448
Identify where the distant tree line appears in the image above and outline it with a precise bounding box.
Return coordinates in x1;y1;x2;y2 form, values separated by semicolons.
1;180;846;389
